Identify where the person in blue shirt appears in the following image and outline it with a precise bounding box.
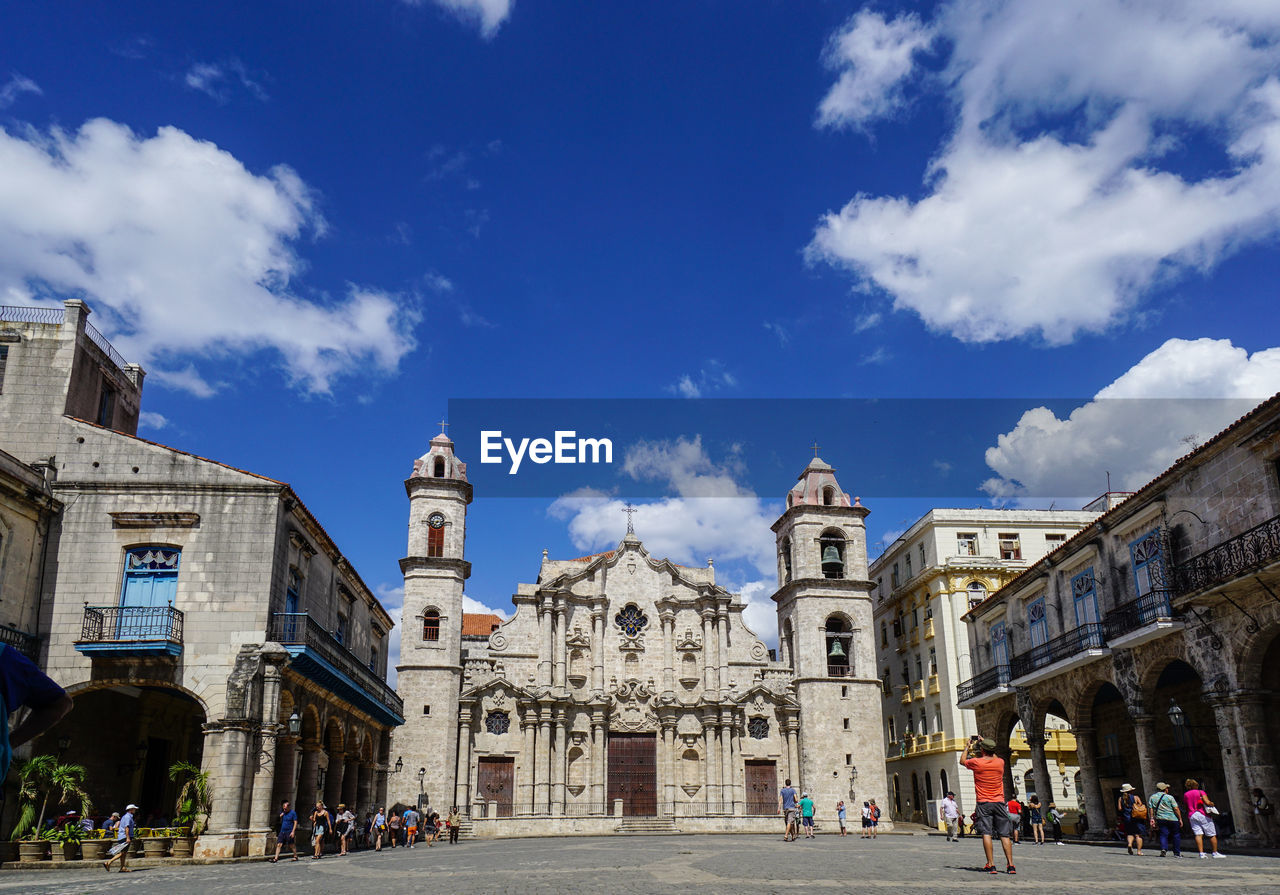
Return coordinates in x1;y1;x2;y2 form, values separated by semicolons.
0;642;72;782
837;800;848;837
270;799;299;862
779;778;798;841
103;804;138;872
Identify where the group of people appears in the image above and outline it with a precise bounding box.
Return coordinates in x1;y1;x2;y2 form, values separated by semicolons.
271;800;463;862
940;791;1068;845
777;779;883;840
1113;779;1257;858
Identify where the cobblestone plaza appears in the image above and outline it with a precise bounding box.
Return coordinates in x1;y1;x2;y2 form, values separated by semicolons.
3;836;1278;895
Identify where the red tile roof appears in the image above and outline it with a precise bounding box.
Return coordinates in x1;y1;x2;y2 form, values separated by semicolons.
462;613;503;637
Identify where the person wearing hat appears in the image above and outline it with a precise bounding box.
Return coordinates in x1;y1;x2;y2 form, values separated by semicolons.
1117;783;1146;855
961;735;1016;874
942;791;961;841
799;792;815;838
1148;782;1182;857
103;804;138;872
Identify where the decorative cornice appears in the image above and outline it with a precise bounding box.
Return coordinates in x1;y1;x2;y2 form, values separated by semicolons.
109;511;200;528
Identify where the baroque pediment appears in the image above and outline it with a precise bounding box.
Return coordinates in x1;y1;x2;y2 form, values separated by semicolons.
608;676;658;732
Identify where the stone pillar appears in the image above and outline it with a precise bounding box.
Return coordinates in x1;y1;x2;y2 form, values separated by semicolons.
324;751;345;809
594;716;608;815
1208;697;1261;845
717;604;730;696
701;609;715;692
250;651;287;836
591;609;606;693
271;736;299;814
296;743;321;812
703;720;716;814
1072;727;1110;839
342;755;359;809
662;723;677;817
551;710;566;815
1131;715;1163;798
520;714;537;815
785;725;800;792
1235;696;1280;842
455;706;474;813
730;716;743;816
197;721;252;857
719;710;733;816
539;708;553;814
539;598;553;687
375;769;389;808
1026;725;1054;803
661;610;675;695
356;764;374;813
554;601;568;689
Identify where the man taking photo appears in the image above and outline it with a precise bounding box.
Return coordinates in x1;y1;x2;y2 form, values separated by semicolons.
962;735;1016;875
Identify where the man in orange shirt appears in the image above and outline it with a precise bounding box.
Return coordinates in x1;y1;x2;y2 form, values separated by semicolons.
962;736;1016;875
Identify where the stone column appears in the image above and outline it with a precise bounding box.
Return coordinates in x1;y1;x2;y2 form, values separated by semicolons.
591;608;606;693
551;709;567;815
730;716;744;816
375;768;389;808
703;719;716;814
296;743;321;813
455;706;474;813
1235;695;1280;842
785;724;800;792
662;723;677;817
588;721;604;815
538;598;553;687
342;755;359;808
554;601;568;689
719;710;733;816
717;604;730;695
250;651;287;835
1131;715;1163;798
271;736;300;813
1026;725;1054;803
1208;697;1261;845
356;764;374;813
1072;727;1110;839
324;751;346;809
520;714;537;815
701;609;715;692
661;610;675;695
538;707;553;814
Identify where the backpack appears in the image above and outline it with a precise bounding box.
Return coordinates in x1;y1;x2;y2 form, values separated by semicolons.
871;805;881;821
1128;794;1147;821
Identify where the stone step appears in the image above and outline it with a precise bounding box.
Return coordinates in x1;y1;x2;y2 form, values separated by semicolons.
615;818;681;834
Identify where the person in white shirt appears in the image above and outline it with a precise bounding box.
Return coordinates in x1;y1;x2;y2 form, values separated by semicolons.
942;792;961;841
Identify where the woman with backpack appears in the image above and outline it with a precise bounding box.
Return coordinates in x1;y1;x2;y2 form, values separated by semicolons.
1046;802;1064;844
1117;783;1146;855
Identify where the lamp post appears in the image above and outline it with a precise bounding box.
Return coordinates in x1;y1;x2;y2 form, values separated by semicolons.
393;756;404;774
287;711;301;737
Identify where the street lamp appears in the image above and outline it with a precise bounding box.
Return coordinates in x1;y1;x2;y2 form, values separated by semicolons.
287;711;301;737
1167;698;1186;729
418;767;426;790
394;756;404;774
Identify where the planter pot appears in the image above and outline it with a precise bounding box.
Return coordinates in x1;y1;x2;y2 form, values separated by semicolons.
141;838;171;859
17;840;49;862
80;839;111;861
171;837;194;859
50;842;79;862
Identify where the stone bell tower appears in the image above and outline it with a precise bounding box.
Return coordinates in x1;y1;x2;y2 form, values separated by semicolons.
393;431;471;812
772;456;890;826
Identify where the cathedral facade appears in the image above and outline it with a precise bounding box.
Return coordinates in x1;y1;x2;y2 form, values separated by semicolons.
392;434;889;835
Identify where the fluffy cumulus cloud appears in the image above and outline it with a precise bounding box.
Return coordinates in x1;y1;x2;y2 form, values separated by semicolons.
0;119;419;394
405;0;512;39
809;2;1280;344
983;338;1280;499
549;436;783;644
817;11;934;129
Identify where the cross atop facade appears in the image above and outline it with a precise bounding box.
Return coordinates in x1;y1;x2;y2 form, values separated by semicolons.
811;441;821;458
622;502;637;535
437;419;450;436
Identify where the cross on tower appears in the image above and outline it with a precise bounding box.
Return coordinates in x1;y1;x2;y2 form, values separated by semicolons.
811;441;821;458
437;419;449;436
622;502;637;535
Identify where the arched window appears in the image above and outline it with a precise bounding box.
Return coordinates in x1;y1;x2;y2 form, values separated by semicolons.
825;616;852;677
427;523;444;557
925;771;934;801
423;609;440;641
939;769;949;797
780;537;792;583
822;486;836;506
433;456;446;477
819;530;845;580
966;581;987;608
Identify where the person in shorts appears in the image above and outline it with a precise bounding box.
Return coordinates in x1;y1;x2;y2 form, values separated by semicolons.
962;736;1016;875
868;799;880;838
836;800;847;836
403;807;419;848
270;799;298;862
860;801;871;837
779;778;798;841
800;792;815;838
1184;778;1224;858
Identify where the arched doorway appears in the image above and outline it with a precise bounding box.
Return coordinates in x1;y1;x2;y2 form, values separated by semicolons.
1151;660;1225;807
1090;682;1137;824
36;684;206;827
910;771;921;821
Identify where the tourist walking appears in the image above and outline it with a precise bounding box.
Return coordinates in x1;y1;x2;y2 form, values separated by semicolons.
335;804;354;855
779;778;798;841
373;807;386;851
800;792;815;839
868;799;880;838
942;792;960;841
102;803;138;873
1046;802;1064;844
310;802;331;859
1028;795;1044;844
387;809;402;847
1117;783;1146;855
270;799;298;863
404;806;420;848
1006;796;1022;844
1253;788;1275;847
836;800;847;836
860;801;871;838
962;735;1016;875
448;806;460;844
1148;782;1182;857
1183;778;1224;858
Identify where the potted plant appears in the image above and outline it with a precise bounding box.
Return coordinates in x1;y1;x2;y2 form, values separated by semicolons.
79;828;112;862
9;755;92;862
47;823;84;862
139;827;171;859
169;761;211;858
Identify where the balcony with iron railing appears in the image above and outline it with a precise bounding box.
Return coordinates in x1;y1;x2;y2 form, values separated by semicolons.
0;624;40;661
1175;512;1280;597
956;664;1010;708
1102;590;1181;647
269;612;404;726
75;605;184;656
1009;623;1108;685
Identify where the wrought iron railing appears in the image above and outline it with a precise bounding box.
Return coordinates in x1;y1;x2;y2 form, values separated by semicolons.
0;624;40;660
83;318;129;371
1175;513;1280;596
1102;590;1176;640
956;664;1010;703
78;605;184;644
1158;746;1205;772
269;612;404;718
1009;623;1106;679
1095;754;1125;778
0;305;64;325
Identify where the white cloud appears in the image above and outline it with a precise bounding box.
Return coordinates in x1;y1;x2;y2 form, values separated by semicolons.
859;346;891;366
816;11;934;129
408;0;513;39
184;59;268;103
0;118;419;394
377;583;405;686
982;338;1280;499
463;595;509;619
423;271;454;293
809;2;1280;344
0;74;41;109
853;310;881;332
666;361;737;399
762;321;790;347
138;411;168;430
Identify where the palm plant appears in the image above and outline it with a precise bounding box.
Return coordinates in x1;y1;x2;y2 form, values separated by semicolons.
169;760;212;837
10;754;93;840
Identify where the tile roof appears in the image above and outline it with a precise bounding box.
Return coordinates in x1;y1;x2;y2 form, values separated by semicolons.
462;613;503;637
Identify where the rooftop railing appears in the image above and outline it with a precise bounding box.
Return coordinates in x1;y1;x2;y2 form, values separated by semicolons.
269;612;404;719
83;318;130;371
0;305;63;325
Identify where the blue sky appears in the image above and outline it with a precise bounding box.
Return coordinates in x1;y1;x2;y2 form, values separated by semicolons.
3;1;1279;663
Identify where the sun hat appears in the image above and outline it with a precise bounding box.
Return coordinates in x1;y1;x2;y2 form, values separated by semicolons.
126;803;139;811
1119;783;1134;793
1156;782;1169;791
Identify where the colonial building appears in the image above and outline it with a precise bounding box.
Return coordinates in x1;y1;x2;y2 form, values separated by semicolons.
392;447;888;835
0;300;402;856
959;392;1280;843
869;509;1095;826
